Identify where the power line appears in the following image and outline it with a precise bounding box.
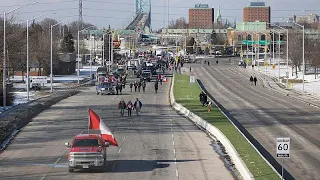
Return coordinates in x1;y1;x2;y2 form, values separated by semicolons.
0;0;78;8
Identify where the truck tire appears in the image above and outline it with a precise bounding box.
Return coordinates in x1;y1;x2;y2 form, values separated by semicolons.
96;92;99;95
68;167;74;173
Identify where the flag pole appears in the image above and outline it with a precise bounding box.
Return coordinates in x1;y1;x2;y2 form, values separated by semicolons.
88;108;90;134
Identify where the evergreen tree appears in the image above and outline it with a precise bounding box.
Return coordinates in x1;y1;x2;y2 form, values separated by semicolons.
60;32;75;53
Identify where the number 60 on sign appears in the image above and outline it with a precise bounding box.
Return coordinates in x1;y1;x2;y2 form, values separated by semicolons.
276;137;290;158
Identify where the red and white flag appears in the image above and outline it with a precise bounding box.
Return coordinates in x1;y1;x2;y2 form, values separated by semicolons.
161;75;168;82
88;108;119;146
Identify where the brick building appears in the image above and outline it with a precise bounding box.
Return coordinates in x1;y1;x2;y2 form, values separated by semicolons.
243;1;270;24
189;4;214;29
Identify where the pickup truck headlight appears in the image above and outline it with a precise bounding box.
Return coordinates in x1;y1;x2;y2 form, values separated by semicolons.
96;153;104;159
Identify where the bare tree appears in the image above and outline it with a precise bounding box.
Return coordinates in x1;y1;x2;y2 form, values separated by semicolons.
305;38;320;79
29;23;58;75
287;29;303;77
168;17;188;29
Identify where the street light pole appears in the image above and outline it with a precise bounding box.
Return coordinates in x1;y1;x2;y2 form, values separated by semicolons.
2;2;36;109
273;24;289;88
278;32;281;82
26;11;53;99
50;17;76;92
50;25;53;92
302;25;305;92
77;30;80;84
102;33;105;67
77;26;96;84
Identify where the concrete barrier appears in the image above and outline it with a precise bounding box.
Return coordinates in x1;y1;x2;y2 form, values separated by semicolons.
0;90;79;151
169;75;254;180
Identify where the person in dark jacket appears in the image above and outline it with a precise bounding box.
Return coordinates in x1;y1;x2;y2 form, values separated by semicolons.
253;76;257;86
199;92;204;104
250;76;253;86
202;93;208;107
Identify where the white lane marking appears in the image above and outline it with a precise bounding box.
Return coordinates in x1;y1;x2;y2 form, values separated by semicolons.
54;157;61;164
118;148;122;154
176;169;179;177
172;140;175;146
298;136;306;142
174;157;177;165
173;149;176;154
40;175;47;180
123;137;126;142
112;163;116;171
316;149;320;153
172;134;174;138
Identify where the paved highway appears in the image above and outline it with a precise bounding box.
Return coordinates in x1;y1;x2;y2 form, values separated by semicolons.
0;75;234;179
186;57;320;180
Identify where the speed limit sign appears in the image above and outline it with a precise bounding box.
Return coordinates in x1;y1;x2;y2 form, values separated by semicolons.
276;137;290;158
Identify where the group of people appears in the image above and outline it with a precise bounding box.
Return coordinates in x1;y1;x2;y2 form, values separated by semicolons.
204;60;218;66
129;80;147;92
250;76;258;86
118;98;143;116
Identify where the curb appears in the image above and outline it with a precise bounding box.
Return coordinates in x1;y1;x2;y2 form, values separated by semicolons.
168;75;254;180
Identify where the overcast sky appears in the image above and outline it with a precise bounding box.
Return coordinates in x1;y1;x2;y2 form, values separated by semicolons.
1;0;320;30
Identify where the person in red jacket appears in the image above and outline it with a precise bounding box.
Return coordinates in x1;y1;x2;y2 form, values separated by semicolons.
127;100;134;116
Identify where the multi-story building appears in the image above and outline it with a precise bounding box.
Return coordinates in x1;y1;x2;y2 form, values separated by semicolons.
294;13;319;23
189;4;214;29
243;1;271;24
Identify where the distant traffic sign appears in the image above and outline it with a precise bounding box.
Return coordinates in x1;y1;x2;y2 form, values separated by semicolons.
276;137;290;158
190;76;195;84
272;65;276;69
264;62;269;66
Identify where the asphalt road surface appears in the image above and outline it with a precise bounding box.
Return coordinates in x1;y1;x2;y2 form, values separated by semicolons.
186;57;320;180
0;75;234;180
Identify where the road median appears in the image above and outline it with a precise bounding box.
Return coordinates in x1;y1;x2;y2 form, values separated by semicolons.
0;90;80;151
170;74;280;180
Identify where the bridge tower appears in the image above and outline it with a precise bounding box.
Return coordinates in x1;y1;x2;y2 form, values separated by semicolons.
135;0;151;30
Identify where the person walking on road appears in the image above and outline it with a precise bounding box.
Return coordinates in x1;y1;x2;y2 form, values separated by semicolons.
190;66;192;72
250;76;254;86
138;80;142;92
129;82;133;92
115;83;119;95
134;81;137;92
142;80;146;92
118;99;127;116
207;61;210;66
253;76;257;86
127;100;134;116
119;84;123;94
155;82;159;94
134;98;142;116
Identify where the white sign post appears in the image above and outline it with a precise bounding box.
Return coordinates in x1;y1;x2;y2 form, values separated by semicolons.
190;76;195;84
276;137;290;180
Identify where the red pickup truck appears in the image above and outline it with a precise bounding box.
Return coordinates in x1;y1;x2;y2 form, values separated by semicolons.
65;134;109;172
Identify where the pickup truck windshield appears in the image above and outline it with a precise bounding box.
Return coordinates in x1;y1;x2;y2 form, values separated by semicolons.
73;139;100;147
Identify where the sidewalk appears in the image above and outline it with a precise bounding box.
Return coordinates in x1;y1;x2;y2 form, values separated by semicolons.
247;63;320;107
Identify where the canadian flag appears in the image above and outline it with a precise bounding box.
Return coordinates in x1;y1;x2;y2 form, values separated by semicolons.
88;109;119;146
161;75;168;82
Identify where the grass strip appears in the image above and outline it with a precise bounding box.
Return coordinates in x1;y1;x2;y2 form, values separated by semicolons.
173;74;279;180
